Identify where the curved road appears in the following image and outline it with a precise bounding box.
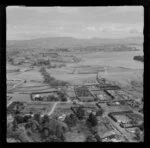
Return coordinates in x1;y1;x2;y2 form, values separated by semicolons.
48;102;57;116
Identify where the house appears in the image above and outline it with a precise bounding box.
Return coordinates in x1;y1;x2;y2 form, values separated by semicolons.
58;114;66;121
125;127;137;134
102;134;126;142
7;114;14;123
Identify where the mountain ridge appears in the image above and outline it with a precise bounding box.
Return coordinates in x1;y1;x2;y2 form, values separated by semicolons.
7;36;143;51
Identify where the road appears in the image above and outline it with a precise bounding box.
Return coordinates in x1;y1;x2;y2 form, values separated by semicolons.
7;100;13;108
48;102;57;116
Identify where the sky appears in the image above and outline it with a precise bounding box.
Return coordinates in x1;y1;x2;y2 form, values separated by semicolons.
7;6;143;40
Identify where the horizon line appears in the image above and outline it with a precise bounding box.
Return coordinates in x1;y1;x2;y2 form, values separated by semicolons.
7;35;143;41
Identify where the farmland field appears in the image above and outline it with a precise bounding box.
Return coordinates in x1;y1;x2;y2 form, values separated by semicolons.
21;102;55;114
6;6;144;143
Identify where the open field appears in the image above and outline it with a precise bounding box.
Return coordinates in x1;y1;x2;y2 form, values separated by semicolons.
44;51;143;92
22;102;55;115
7;65;43;82
13;85;50;93
7;50;143;95
7;101;55;115
6;47;143;142
76;51;143;69
47;68;97;85
64;121;89;142
8;70;43;81
97;103;132;113
7;94;31;102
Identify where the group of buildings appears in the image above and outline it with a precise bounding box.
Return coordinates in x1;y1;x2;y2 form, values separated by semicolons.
7;74;143;142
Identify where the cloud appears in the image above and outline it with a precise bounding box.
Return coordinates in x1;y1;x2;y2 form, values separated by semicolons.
56;7;79;14
114;6;143;13
101;28;109;32
7;7;143;40
7;6;80;15
7;6;24;10
129;29;141;34
27;7;55;13
84;26;97;31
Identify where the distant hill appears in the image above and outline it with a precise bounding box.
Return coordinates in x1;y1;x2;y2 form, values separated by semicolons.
7;36;143;51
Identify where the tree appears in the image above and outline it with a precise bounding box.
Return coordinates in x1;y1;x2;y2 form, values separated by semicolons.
96;108;104;117
60;133;66;142
23;115;31;123
8;58;14;63
42;115;50;125
24;118;40;133
14;115;24;124
14;104;22;115
129;120;137;125
95;134;102;142
12;119;18;131
142;98;143;102
27;130;32;137
25;123;31;129
133;55;143;63
45;135;61;142
34;113;41;123
88;112;98;127
31;120;39;133
138;122;144;131
29;111;33;115
76;106;85;120
134;128;141;141
41;127;50;139
58;91;67;101
64;113;77;128
14;126;33;142
61;96;67;102
15;110;20;115
41;119;68;142
55;124;64;138
86;135;97;142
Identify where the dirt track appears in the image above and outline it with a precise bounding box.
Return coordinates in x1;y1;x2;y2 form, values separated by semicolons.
48;102;58;116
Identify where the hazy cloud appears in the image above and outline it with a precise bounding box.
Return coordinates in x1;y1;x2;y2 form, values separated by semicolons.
84;26;97;31
129;29;142;34
56;7;79;14
113;6;143;13
7;6;143;40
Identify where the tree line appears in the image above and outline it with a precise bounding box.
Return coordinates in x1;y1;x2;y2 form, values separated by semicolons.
39;66;68;88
